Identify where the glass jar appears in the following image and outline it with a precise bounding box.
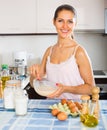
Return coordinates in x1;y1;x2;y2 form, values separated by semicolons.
3;80;21;109
14;88;28;116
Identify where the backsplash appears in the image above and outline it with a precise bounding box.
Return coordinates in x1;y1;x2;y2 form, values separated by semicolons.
0;33;107;70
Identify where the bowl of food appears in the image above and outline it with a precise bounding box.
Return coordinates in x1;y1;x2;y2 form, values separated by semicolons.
33;79;58;96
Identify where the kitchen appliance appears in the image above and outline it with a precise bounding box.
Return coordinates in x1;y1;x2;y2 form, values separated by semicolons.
95;78;107;100
13;51;27;67
93;70;105;76
105;8;107;34
10;51;28;76
94;70;107;100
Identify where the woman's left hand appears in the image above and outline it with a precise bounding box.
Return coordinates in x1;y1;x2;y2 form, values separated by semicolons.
47;83;65;98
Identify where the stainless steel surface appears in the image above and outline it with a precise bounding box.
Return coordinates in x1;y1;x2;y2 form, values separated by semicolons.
9;66;28;76
97;84;107;93
18;66;27;76
9;66;18;74
94;72;107;99
93;70;107;78
93;70;106;75
105;8;107;34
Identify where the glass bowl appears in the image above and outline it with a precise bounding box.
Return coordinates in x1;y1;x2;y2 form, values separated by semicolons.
33;79;57;96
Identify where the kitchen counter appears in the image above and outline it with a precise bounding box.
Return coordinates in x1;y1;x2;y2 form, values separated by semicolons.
0;99;107;130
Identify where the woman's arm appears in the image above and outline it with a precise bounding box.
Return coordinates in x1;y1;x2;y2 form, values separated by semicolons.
29;46;51;87
70;46;95;94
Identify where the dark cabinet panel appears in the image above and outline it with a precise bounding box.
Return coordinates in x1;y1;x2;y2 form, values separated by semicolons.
95;78;107;100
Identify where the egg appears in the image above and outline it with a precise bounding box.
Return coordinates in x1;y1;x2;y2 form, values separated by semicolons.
57;112;67;121
74;102;83;110
61;99;67;105
67;100;73;106
68;102;76;109
70;107;77;113
51;108;59;116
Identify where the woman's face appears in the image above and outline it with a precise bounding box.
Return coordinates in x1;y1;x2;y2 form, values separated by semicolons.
53;10;76;39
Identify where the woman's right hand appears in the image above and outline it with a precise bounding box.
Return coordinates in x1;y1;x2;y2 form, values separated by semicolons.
29;64;41;80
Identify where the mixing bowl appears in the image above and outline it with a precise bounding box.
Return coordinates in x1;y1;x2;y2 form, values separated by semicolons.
33;79;57;96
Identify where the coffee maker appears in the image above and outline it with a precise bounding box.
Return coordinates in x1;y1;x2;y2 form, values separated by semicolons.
10;51;28;77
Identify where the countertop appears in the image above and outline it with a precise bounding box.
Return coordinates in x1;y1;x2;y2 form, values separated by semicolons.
0;99;107;130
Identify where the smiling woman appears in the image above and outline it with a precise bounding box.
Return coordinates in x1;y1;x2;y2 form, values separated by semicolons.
53;4;77;39
29;4;95;99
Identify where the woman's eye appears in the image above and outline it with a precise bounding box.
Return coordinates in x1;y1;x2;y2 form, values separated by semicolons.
58;19;63;22
68;20;73;24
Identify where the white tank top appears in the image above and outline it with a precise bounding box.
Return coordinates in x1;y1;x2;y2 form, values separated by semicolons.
46;45;84;99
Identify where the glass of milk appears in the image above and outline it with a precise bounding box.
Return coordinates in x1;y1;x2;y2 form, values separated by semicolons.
14;88;28;116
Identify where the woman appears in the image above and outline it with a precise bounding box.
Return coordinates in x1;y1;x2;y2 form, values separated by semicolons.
29;4;95;99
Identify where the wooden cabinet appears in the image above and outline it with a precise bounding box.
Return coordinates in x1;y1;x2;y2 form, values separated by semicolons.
0;0;37;34
36;0;63;33
68;0;104;30
0;0;105;34
37;0;105;33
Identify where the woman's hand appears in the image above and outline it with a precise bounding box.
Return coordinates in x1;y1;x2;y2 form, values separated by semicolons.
47;83;65;98
29;64;41;80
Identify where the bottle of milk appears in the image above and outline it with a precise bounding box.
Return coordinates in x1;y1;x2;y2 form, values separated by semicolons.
14;88;28;116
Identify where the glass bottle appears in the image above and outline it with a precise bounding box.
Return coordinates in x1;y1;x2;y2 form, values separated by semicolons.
80;88;100;127
3;80;21;109
80;95;90;123
91;86;100;119
81;95;90;115
0;80;3;98
1;64;11;90
14;88;28;116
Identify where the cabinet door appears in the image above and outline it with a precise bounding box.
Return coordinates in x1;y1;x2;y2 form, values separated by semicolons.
37;0;64;33
0;0;37;34
37;0;104;33
69;0;105;30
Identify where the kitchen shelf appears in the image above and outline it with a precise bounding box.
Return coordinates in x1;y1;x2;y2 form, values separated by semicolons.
0;29;105;36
